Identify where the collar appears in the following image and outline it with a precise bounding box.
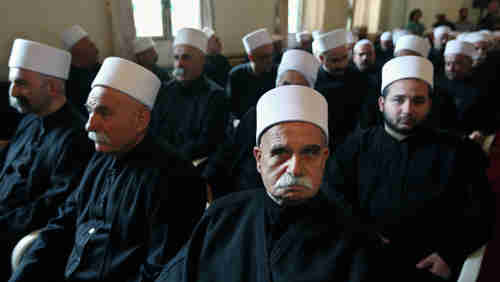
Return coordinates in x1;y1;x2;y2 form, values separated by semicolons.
35;102;82;133
384;123;409;141
264;190;327;226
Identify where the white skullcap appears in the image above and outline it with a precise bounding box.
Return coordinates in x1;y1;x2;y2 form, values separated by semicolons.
461;32;489;44
296;31;313;43
9;39;71;80
394;34;431;57
278;49;320;87
61;25;89;50
312;29;348;55
256;85;328;144
202;27;215;38
174;28;208;53
91;57;161;110
392;29;410;46
132;37;156;54
312;30;323;40
434;26;451;39
242;28;273;54
381;56;433;93
381;31;392;42
444;40;477;59
354;39;374;52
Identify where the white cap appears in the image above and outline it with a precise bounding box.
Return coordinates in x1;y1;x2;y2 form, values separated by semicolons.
296;31;313;43
202;27;215;38
174;28;208;54
8;39;71;80
461;32;489;44
444;40;478;59
381;56;433;93
434;26;451;40
278;49;320;87
354;39;374;52
91;57;161;110
312;30;323;40
312;29;348;55
380;31;392;42
242;28;273;54
256;85;328;144
132;37;156;54
61;25;89;50
392;29;410;46
394;34;431;57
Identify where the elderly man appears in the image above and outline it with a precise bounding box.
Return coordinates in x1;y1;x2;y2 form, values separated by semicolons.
61;25;101;116
296;31;313;53
375;31;394;66
202;27;232;88
429;26;451;74
394;34;431;57
150;27;228;178
0;39;93;281
227;28;277;119
352;39;378;73
327;56;494;282
9;57;207;281
132;37;171;83
156;85;384;282
314;29;371;148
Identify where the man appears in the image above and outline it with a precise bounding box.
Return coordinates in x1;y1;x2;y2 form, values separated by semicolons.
313;29;371;148
429;26;451;74
327;56;494;282
455;8;475;32
132;37;171;83
295;31;313;53
375;31;394;66
150;27;228;181
202;27;232;88
156;85;384;282
9;57;207;281
394;34;431;57
61;25;101;116
432;13;456;30
1;39;93;280
226;28;277;119
352;39;378;73
478;0;500;30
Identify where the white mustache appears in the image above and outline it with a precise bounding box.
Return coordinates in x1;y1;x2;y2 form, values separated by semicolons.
274;173;313;190
88;131;111;144
172;67;185;77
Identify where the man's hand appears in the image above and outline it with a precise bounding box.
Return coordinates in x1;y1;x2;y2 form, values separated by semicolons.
416;252;451;279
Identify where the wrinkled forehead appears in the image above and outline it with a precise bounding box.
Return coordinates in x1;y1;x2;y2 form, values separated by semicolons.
173;44;203;56
260;121;326;148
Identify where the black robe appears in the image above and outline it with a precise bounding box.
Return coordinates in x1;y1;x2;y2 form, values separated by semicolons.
204;54;232;88
326;126;495;281
374;45;393;68
150;64;171;85
428;48;445;76
156;190;385;282
314;67;371;149
150;76;228;180
66;64;101;117
0;102;93;281
9;134;207;282
226;62;277;119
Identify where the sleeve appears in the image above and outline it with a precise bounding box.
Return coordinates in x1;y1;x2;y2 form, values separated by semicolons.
139;162;207;281
176;90;228;161
0;132;92;252
9;185;81;282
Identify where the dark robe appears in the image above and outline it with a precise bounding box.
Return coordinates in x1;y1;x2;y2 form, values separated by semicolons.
314;66;371;149
350;65;383;130
326;126;495;281
204;54;232;88
428;48;445;76
150;75;228;180
374;44;393;67
66;64;101;117
150;64;171;84
0;102;93;281
9;134;207;282
226;62;277;119
156;190;385;282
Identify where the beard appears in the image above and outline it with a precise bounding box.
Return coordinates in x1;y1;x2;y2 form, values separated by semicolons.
382;110;428;136
9;96;31;114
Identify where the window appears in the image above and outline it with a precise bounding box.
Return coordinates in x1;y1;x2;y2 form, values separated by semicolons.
288;0;304;33
132;0;202;39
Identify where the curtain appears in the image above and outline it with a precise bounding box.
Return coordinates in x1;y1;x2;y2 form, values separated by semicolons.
108;0;137;60
353;0;382;33
302;0;325;32
200;0;215;30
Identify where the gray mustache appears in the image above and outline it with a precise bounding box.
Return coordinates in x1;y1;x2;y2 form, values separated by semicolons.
274;173;313;190
88;131;111;144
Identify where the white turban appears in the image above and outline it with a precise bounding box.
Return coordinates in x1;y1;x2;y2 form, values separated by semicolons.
61;25;89;50
394;34;431;57
277;49;320;87
174;28;208;54
132;38;156;54
381;56;433;93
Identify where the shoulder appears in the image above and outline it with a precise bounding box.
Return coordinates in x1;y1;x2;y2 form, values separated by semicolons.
229;63;250;76
205;189;262;217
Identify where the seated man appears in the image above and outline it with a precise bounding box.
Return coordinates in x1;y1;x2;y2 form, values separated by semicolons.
327;56;494;282
375;31;394;66
429;26;451;74
0;39;93;281
202;27;232;88
156;85;384;282
132;37;171;83
393;34;431;57
9;57;207;281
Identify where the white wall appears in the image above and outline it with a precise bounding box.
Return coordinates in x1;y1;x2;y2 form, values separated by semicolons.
0;0;114;80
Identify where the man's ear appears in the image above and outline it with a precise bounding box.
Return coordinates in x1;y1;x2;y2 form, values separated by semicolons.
253;146;262;174
378;96;385;113
135;107;151;133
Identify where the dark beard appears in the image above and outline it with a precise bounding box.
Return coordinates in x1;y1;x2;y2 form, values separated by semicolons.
382;111;429;135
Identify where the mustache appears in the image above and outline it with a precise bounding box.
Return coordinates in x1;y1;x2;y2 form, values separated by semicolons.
88;131;111;144
172;67;185;77
274;173;313;190
9;96;30;112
